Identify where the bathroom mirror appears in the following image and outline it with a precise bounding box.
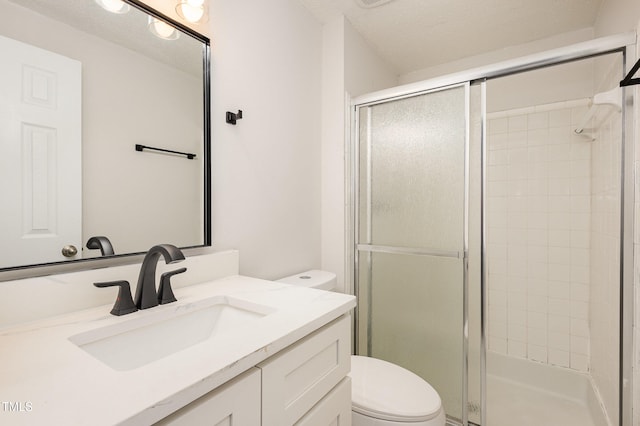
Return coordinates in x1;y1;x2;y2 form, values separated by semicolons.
0;0;211;271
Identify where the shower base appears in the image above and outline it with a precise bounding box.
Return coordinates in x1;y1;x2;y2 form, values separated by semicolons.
486;352;608;426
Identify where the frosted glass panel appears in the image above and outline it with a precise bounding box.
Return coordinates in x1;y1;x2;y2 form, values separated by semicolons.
357;252;464;420
355;84;468;424
359;86;466;250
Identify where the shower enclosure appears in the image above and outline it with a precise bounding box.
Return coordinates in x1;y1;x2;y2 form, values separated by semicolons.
350;33;635;426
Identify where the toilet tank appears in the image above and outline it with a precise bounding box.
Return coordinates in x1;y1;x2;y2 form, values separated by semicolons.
276;270;337;291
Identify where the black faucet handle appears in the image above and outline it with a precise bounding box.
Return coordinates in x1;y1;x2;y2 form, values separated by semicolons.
158;267;187;305
94;280;138;316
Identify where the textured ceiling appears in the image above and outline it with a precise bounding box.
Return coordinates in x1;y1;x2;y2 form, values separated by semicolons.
299;0;603;75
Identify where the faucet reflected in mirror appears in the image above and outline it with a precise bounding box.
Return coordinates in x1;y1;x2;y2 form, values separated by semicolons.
86;236;115;256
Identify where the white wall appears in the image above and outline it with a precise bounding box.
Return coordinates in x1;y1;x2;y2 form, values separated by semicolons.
400;28;594;85
320;15;397;293
344;20;398;99
486;59;594;113
321;16;348;293
208;0;323;280
594;0;640;37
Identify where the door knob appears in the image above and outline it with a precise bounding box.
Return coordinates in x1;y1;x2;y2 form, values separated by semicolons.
61;245;78;257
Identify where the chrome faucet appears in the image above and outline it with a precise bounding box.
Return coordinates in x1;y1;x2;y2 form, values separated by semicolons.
134;244;185;310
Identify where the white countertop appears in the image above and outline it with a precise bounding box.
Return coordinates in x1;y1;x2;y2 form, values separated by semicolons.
0;275;356;425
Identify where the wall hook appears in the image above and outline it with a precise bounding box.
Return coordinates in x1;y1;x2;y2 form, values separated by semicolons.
226;110;243;125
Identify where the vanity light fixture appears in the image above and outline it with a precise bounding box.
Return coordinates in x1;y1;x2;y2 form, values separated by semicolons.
175;0;208;24
94;0;130;14
148;16;180;40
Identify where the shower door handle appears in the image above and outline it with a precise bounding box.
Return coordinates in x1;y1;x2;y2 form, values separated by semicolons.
357;244;461;259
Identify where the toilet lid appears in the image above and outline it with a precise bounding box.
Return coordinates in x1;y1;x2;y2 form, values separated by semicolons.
349;356;443;422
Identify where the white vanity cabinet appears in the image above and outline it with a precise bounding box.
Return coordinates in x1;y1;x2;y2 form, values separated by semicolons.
155;367;261;425
155;315;352;426
259;314;351;426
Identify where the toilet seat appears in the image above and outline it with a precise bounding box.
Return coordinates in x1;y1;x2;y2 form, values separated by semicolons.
350;356;443;422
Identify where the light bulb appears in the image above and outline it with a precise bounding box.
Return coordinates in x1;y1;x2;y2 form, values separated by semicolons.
148;17;179;40
178;3;204;22
176;0;207;23
95;0;130;14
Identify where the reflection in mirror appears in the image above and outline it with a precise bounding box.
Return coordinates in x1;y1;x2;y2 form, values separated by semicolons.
0;0;210;270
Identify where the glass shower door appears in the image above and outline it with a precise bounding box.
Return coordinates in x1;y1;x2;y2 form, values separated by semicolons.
355;84;469;422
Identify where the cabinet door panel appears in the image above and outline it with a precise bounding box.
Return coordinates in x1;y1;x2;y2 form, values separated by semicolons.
155;368;260;426
295;378;352;426
260;315;351;426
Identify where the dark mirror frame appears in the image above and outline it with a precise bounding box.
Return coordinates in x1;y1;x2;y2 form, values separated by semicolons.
0;0;211;275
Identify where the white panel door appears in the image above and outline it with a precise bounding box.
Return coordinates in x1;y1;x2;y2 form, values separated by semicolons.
0;35;82;268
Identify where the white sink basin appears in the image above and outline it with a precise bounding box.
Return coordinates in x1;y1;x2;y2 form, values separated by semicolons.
69;296;274;371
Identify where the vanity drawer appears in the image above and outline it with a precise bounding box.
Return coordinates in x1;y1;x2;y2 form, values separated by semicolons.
259;315;351;426
154;367;261;426
295;377;352;426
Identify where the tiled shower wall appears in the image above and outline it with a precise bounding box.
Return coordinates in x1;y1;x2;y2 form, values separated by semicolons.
487;100;593;372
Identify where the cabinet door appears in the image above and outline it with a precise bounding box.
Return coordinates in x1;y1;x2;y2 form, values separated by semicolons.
259;315;351;426
155;368;261;426
295;378;352;426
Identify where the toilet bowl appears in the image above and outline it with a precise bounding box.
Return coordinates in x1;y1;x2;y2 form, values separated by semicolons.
350;355;446;426
277;271;446;426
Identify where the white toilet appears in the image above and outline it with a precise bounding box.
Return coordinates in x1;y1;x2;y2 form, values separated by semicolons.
277;271;446;426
